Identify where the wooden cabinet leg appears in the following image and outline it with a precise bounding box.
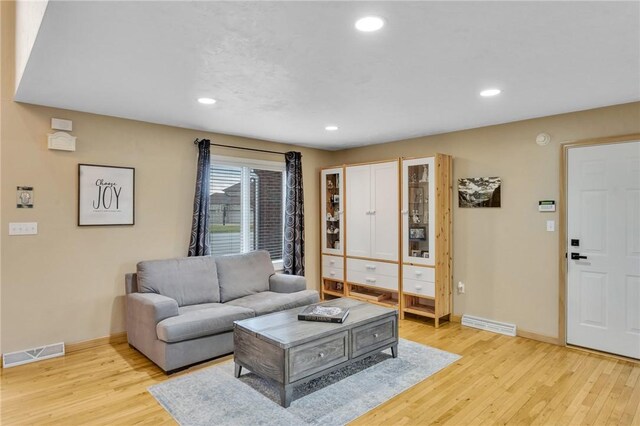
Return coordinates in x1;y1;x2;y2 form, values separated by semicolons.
280;385;293;408
234;363;242;378
435;317;440;328
391;344;398;358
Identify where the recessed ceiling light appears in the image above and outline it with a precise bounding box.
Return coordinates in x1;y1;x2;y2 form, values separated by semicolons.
355;16;384;32
197;97;217;105
325;125;339;131
480;88;501;97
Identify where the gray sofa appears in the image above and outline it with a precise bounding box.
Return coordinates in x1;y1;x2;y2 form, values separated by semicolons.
125;250;319;372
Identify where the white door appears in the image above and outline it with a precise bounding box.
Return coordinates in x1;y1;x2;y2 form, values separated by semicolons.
371;161;399;261
567;141;640;359
346;165;372;258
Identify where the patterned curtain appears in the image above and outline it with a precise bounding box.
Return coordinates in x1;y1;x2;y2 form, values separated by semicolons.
283;151;305;275
188;139;211;256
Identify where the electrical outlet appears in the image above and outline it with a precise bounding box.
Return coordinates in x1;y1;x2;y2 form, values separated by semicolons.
457;281;465;294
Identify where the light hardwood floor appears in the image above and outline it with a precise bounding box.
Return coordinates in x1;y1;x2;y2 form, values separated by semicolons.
1;317;638;425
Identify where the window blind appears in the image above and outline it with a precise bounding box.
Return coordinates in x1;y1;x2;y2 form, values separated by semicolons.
209;160;284;262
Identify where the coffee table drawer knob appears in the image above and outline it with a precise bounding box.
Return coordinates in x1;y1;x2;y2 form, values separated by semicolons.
319;352;325;358
373;333;379;338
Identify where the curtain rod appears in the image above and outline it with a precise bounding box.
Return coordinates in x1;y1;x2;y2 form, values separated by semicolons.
194;138;286;156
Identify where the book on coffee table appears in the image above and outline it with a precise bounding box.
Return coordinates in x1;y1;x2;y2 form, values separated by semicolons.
298;305;350;323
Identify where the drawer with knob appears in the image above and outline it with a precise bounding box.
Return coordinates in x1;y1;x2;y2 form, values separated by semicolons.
289;331;348;382
402;278;435;298
347;258;398;277
351;317;397;358
322;255;344;270
402;265;434;283
346;270;398;291
323;267;344;281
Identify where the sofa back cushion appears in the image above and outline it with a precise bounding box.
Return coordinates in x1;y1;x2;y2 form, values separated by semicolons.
137;256;220;307
215;250;274;302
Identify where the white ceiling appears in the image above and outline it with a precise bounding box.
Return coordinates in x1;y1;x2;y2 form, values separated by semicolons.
15;1;640;150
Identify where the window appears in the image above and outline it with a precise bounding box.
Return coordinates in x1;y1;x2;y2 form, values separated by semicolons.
209;156;285;268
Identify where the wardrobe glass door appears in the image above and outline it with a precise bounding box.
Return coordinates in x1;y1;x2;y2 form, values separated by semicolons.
322;168;343;255
402;158;435;265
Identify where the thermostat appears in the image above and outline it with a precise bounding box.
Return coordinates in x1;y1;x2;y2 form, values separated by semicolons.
538;200;556;212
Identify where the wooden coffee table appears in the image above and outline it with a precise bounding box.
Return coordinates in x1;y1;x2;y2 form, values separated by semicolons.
233;298;398;407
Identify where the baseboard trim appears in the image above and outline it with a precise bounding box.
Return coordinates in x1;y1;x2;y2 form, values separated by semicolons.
454;313;561;345
517;329;562;346
65;332;128;354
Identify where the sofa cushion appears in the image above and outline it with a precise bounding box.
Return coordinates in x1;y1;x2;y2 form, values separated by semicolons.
215;250;274;302
226;290;320;316
137;256;220;307
156;304;255;343
178;303;221;315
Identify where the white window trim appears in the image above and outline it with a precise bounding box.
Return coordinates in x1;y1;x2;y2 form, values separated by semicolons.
211;154;286;267
211;154;285;172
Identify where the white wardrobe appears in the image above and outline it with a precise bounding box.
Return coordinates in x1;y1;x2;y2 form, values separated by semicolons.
320;155;452;327
344;161;400;306
345;162;399;261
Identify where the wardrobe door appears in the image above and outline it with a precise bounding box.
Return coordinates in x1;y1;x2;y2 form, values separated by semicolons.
370;161;399;261
346;165;372;258
321;168;343;255
402;157;435;266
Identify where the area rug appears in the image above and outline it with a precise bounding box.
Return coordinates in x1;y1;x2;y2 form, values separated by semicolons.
148;338;460;426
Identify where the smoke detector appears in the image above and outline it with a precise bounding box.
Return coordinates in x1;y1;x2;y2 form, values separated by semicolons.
536;133;551;146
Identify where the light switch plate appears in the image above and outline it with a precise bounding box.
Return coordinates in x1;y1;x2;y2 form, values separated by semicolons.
546;220;555;232
9;222;38;235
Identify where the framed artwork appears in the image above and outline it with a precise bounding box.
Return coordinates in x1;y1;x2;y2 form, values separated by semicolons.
78;164;135;226
458;177;501;208
16;186;34;208
409;226;426;240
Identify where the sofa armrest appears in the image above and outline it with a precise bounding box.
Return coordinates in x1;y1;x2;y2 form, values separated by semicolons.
269;273;307;293
126;293;179;326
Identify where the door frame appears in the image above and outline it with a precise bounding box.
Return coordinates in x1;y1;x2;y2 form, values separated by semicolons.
558;133;640;347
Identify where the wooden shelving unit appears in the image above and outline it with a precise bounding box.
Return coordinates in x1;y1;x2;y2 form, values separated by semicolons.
319;156;452;328
400;154;453;327
321;279;345;299
403;296;436;317
348;284;399;309
320;167;345;301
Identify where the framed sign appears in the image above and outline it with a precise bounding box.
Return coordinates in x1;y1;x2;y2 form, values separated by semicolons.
78;164;135;226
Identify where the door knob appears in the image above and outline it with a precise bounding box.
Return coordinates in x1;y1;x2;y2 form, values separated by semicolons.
571;252;588;260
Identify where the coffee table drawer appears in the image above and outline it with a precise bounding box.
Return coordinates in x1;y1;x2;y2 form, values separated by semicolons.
289;331;348;382
351;317;397;358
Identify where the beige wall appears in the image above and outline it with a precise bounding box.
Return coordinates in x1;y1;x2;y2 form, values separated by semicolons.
2;0;639;353
0;1;333;353
334;102;640;338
